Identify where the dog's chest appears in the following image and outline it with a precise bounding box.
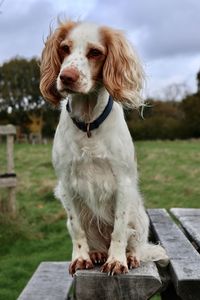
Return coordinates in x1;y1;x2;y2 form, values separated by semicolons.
68;145;116;216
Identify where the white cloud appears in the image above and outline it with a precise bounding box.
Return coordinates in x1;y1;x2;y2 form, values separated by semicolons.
145;54;200;97
51;0;97;20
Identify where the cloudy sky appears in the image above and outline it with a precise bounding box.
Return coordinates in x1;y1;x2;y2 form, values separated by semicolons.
0;0;200;98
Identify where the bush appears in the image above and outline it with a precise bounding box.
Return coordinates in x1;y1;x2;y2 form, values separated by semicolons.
126;100;184;140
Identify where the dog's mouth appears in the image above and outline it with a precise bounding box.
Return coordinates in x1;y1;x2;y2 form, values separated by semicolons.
57;77;95;96
58;86;77;95
63;88;76;94
58;85;92;96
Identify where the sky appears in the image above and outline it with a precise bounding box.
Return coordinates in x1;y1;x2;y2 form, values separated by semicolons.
0;0;200;98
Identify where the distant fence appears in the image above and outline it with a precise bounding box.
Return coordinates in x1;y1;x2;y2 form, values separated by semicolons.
0;124;17;215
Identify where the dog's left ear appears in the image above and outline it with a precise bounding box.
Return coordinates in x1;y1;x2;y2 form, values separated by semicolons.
101;27;144;109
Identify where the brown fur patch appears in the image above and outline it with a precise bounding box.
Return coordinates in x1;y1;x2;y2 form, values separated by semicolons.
40;21;77;105
100;26;144;107
101;260;128;275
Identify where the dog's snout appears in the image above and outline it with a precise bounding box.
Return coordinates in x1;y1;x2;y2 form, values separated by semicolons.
60;68;79;84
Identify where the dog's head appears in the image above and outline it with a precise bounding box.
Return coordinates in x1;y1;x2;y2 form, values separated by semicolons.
40;21;144;108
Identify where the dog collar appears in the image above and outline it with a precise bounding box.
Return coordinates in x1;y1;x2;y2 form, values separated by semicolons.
66;96;113;138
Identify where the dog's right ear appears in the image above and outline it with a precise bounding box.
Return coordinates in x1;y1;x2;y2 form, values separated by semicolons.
40;21;76;105
40;29;62;105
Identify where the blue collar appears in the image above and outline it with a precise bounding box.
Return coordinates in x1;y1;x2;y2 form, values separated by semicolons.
66;96;113;138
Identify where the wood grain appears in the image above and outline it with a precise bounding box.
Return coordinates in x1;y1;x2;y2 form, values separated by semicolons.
148;209;200;300
171;208;200;250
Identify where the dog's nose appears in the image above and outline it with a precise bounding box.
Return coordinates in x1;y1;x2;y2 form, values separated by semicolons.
60;68;79;84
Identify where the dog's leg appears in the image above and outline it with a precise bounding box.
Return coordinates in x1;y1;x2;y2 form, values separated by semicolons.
126;204;169;267
101;180;138;275
67;216;93;275
55;184;93;275
126;204;149;269
126;252;141;269
125;228;143;269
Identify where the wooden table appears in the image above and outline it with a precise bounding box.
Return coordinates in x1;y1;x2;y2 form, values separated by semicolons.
17;208;200;300
148;208;200;300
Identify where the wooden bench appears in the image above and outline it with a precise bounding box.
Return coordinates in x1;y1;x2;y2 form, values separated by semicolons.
0;124;17;214
17;208;200;300
148;208;200;300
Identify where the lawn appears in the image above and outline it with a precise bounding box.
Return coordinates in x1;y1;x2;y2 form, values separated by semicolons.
0;140;200;300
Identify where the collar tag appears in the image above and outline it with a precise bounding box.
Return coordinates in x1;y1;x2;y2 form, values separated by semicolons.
86;123;92;138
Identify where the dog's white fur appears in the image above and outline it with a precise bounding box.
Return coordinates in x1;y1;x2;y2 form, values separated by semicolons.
40;21;169;274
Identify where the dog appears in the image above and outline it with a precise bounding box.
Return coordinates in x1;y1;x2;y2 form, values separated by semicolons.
40;20;169;275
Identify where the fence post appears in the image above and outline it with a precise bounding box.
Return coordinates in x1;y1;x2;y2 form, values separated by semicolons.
0;124;17;215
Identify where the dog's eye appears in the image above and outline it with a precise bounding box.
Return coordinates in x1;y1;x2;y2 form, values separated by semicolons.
61;45;70;54
87;48;102;58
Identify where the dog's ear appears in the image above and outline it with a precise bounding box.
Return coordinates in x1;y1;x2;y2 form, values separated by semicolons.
40;29;61;105
101;27;144;109
40;21;76;105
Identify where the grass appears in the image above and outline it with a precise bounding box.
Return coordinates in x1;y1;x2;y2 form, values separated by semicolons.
0;140;200;300
136;140;200;208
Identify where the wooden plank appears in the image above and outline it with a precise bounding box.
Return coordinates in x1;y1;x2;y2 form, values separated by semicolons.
170;208;200;217
17;261;161;300
148;209;200;300
0;124;17;215
0;177;17;188
17;262;73;300
7;134;14;173
0;124;16;135
75;262;161;300
170;208;200;249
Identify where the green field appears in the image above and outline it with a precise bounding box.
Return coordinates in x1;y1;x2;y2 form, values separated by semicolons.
0;141;200;300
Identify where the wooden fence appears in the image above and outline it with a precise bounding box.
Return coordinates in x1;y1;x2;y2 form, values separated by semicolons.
0;124;17;214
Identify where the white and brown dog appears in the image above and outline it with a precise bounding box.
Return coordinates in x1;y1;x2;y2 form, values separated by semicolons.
40;21;168;275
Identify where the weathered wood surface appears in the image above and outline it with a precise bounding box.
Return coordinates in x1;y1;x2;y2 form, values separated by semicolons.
148;209;200;300
17;261;161;300
75;262;161;300
0;124;17;215
7;134;14;173
170;208;200;250
16;209;200;300
17;262;73;300
0;176;17;188
0;124;16;135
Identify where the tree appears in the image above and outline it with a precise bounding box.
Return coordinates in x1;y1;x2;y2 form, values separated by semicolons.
158;83;190;102
0;57;43;112
126;100;184;140
0;57;60;136
197;70;200;93
181;93;200;138
178;70;200;138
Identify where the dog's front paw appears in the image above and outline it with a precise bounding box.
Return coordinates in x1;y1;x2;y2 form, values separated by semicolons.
101;259;128;275
127;254;140;269
89;251;107;265
69;258;93;275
